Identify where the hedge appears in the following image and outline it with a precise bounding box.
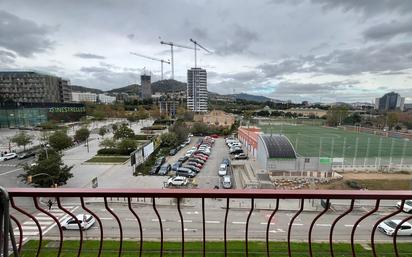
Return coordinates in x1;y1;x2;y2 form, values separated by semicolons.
97;148;134;155
141;125;167;130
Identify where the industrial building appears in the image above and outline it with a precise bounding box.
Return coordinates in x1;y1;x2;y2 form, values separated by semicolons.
0;71;71;103
187;68;208;112
141;75;152;100
375;92;405;112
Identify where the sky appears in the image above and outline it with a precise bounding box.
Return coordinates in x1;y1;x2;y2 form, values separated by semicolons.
0;0;412;103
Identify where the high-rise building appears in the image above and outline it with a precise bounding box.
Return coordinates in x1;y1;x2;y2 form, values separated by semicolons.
0;71;72;103
374;92;405;111
140;75;152;100
187;68;208;112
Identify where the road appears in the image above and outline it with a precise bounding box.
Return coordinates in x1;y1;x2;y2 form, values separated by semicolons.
10;200;412;243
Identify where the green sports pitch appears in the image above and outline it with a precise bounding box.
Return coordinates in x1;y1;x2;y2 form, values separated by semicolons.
259;124;412;166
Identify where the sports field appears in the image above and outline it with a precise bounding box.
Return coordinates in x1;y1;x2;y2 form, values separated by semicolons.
259;124;412;166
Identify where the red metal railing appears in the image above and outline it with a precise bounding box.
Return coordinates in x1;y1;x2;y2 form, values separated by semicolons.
2;188;412;257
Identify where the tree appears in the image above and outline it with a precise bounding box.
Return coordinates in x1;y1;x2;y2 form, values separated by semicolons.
92;110;106;121
74;127;90;142
326;107;349;126
112;123;118;131
191;122;209;135
98;127;107;137
160;132;178;147
117;138;138;152
48;130;73;151
113;123;135;139
19;149;73;187
11;131;32;151
99;138;117;149
387;112;399;130
169;120;189;144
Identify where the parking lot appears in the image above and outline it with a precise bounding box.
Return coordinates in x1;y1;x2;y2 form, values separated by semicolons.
163;136;236;189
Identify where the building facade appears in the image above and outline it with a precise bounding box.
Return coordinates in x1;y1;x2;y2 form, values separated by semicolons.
159;100;177;117
238;126;261;158
98;94;116;104
71;92;97;102
141;75;152;100
375;92;405;111
0;71;71;103
187;68;208;112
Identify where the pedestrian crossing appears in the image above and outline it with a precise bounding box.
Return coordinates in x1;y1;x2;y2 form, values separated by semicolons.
0;163;17;167
12;205;78;242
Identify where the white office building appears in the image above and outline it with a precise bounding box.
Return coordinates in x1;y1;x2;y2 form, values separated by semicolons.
187;68;208;112
71;92;97;102
98;94;116;104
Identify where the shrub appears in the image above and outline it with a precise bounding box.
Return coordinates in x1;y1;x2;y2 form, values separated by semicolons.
345;180;362;189
97;148;133;155
133;134;154;140
141;125;167;130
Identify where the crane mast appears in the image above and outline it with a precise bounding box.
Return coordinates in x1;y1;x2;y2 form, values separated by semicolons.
160;40;195;79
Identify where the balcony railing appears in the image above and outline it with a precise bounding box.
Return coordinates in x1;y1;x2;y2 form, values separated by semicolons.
1;187;412;257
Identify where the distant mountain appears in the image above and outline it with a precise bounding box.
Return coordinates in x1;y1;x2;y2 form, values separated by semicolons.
71;85;104;94
228;93;273;103
107;84;139;94
152;79;186;93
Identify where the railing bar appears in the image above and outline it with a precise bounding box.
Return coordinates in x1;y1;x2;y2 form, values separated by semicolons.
224;198;229;257
329;199;355;257
152;197;163;257
33;197;63;257
393;204;411;257
9;215;22;254
104;197;123;257
351;199;380;257
266;198;279;257
287;199;304;257
371;200;404;257
245;198;254;257
10;197;42;257
80;197;103;257
177;198;184;257
202;197;206;257
57;197;83;257
8;221;19;257
308;199;329;257
127;197;143;257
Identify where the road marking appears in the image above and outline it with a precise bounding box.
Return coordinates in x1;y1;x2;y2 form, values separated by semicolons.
21;226;47;230
205;220;220;224
24;221;54;226
42;206;80;237
288;223;303;226
151;218;166;222
184;228;197;232
345;224;360;227
178;220;192;223
36;217;53;221
232;221;246;225
0;168;22;176
185;211;199;215
14;231;39;236
316;224;331;227
260;222;275;225
100;218;113;220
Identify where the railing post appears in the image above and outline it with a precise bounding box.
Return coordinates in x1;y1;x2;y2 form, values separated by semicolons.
1;186;19;257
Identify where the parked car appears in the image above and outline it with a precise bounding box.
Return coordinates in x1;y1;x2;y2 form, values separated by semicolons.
184;165;201;173
172;161;182;171
194;152;209;158
60;214;95;230
193;155;208;161
158;163;171;176
169;149;177;156
178;156;189;163
0;153;17;161
218;164;228;176
397;200;412;213
185;150;195;157
230;148;243;155
167;176;188;186
149;165;161;175
378;219;412;236
176;145;183;151
155;156;166;166
187;161;202;168
210;134;219;138
222;175;232;189
222;158;231;167
234;153;248;160
176;167;196;178
189;158;205;165
18;152;36;159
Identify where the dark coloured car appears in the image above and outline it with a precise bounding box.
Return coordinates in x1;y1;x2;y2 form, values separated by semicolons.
155;156;166;166
169;149;177;156
158;163;171;175
172;161;182;171
222;158;231;167
178;156;189;163
184;165;201;173
18;152;36;160
188;158;205;165
176;167;196;178
149;165;161;175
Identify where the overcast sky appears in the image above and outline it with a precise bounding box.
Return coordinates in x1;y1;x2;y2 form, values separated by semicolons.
1;0;412;103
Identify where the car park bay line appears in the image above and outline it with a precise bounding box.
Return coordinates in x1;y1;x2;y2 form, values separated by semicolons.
0;167;22;176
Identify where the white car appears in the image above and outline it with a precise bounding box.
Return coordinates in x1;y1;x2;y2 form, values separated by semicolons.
167;176;188;186
185;150;195;157
218;164;227;176
378;219;412;236
0;153;17;161
396;200;412;213
60;214;95;230
222;175;232;189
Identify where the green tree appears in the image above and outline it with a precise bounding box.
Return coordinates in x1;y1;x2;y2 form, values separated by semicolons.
19;149;73;187
113;123;135;139
98;127;107;137
326;107;349;126
99;138;117;149
387;112;399;130
92;110;106;121
191;122;209;135
74;127;90;142
117;138;138;152
169;120;189;144
160;132;178;147
48;130;73;151
11;131;32;151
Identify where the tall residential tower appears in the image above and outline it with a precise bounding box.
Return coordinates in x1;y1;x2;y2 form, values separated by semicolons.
187;68;208;112
140;74;152;100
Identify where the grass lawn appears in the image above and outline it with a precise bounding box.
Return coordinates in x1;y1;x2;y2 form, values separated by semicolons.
19;240;412;256
85;156;129;163
259;124;412;165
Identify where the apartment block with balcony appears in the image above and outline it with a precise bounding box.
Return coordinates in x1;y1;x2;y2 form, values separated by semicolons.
187;68;208;113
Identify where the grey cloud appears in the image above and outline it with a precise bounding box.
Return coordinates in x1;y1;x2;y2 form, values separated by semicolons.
127;33;135;40
0;50;16;64
363;20;412;40
0;10;54;57
78;65;138;90
80;66;109;73
74;52;106;59
257;58;308;77
274;80;358;95
214;25;259;56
